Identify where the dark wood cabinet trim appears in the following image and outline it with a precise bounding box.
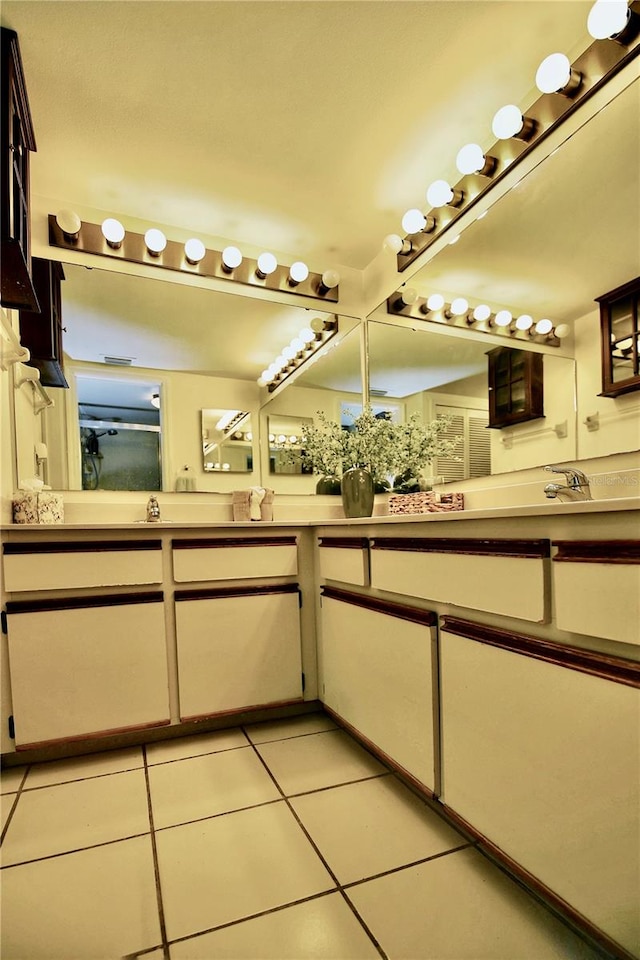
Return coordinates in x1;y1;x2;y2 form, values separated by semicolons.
441;616;640;688
318;537;369;550
371;537;550;558
16;718;171;753
172;536;296;550
175;583;300;602
3;539;162;555
180;697;304;724
321;585;437;627
6;591;164;615
553;540;640;564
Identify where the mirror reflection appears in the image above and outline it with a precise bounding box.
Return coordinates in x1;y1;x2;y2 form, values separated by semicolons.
202;409;253;474
268;415;313;475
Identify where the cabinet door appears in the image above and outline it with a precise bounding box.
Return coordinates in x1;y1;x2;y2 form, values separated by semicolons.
175;585;303;720
6;593;170;748
439;617;640;956
320;586;437;793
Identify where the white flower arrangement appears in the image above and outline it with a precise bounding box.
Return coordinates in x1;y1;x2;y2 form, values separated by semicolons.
292;406;460;492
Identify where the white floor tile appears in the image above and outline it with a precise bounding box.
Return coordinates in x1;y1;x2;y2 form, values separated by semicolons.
255;730;386;795
148;745;281;828
1;769;149;865
0;766;27;794
291;775;467;884
156;800;334;941
0;836;161;959
1;791;16;835
25;746;143;788
170;892;380;959
348;846;603;959
146;727;249;764
245;714;337;744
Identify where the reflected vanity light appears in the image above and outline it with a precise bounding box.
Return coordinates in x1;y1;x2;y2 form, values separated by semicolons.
261;316;339;392
184;238;206;264
288;261;309;286
387;291;563;345
256;252;278;278
456;144;497;177
492;105;537;142
535;53;582;97
427;180;464;208
587;0;634;41
145;229;167;256
554;323;571;339
317;269;341;295
221;245;243;271
383;233;412;255
150;394;161;409
101;218;125;248
55;209;81;241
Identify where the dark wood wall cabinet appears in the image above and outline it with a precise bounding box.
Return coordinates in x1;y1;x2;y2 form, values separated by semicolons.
597;276;640;398
19;258;68;388
1;28;39;312
487;347;544;428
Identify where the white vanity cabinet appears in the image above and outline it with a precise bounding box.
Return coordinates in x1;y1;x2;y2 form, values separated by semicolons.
438;616;640;956
175;584;304;720
319;585;438;794
4;592;170;748
172;535;298;582
318;536;369;586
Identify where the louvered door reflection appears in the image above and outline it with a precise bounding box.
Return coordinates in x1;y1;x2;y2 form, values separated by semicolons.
434;405;491;481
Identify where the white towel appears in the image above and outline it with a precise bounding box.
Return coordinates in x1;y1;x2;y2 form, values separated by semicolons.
249;486;266;520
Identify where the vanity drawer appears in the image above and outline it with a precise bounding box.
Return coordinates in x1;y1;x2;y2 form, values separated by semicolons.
172;536;298;582
370;537;550;623
318;537;369;586
2;539;163;592
552;541;640;646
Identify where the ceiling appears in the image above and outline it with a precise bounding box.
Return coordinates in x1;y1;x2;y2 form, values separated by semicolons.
2;1;638;398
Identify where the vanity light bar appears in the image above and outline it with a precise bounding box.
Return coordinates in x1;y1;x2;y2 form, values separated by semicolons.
387;292;564;346
48;216;340;304
393;5;640;273
260;317;339;393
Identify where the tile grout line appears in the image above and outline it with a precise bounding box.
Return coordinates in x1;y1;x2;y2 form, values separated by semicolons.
142;744;170;960
0;764;30;846
246;738;390;960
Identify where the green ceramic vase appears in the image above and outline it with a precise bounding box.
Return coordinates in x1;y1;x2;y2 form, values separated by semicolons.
341;467;374;518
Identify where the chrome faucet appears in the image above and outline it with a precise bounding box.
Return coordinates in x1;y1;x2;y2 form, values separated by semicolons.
146;495;161;521
543;465;592;501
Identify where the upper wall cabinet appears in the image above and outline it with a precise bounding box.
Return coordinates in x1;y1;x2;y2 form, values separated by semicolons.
0;28;39;312
487;347;544;429
598;277;640;398
19;258;68;387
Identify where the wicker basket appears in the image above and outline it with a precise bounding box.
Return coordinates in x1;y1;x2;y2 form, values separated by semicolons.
388;491;464;515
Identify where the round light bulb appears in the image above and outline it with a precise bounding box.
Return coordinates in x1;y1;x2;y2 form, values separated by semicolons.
383;233;404;254
290;337;304;352
222;246;243;270
310;317;326;333
321;269;340;289
289;261;309;284
145;228;167;254
289;435;297;444
492;104;525;139
426;180;454;208
473;304;492;322
222;463;230;471
450;297;469;316
495;309;512;327
427;293;445;311
282;345;296;360
55;209;81;237
587;0;630;38
554;323;570;339
400;287;418;306
184;238;206;264
257;252;278;276
535;318;554;335
401;209;426;234
456;143;486;175
536;53;573;94
101;218;125;246
257;377;268;387
515;314;534;330
299;327;315;343
277;434;287;444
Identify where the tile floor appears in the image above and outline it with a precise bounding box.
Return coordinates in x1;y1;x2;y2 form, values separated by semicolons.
0;713;606;960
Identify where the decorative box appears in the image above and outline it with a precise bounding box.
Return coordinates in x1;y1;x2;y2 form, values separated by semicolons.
12;491;64;524
388;491;464;515
232;489;274;522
